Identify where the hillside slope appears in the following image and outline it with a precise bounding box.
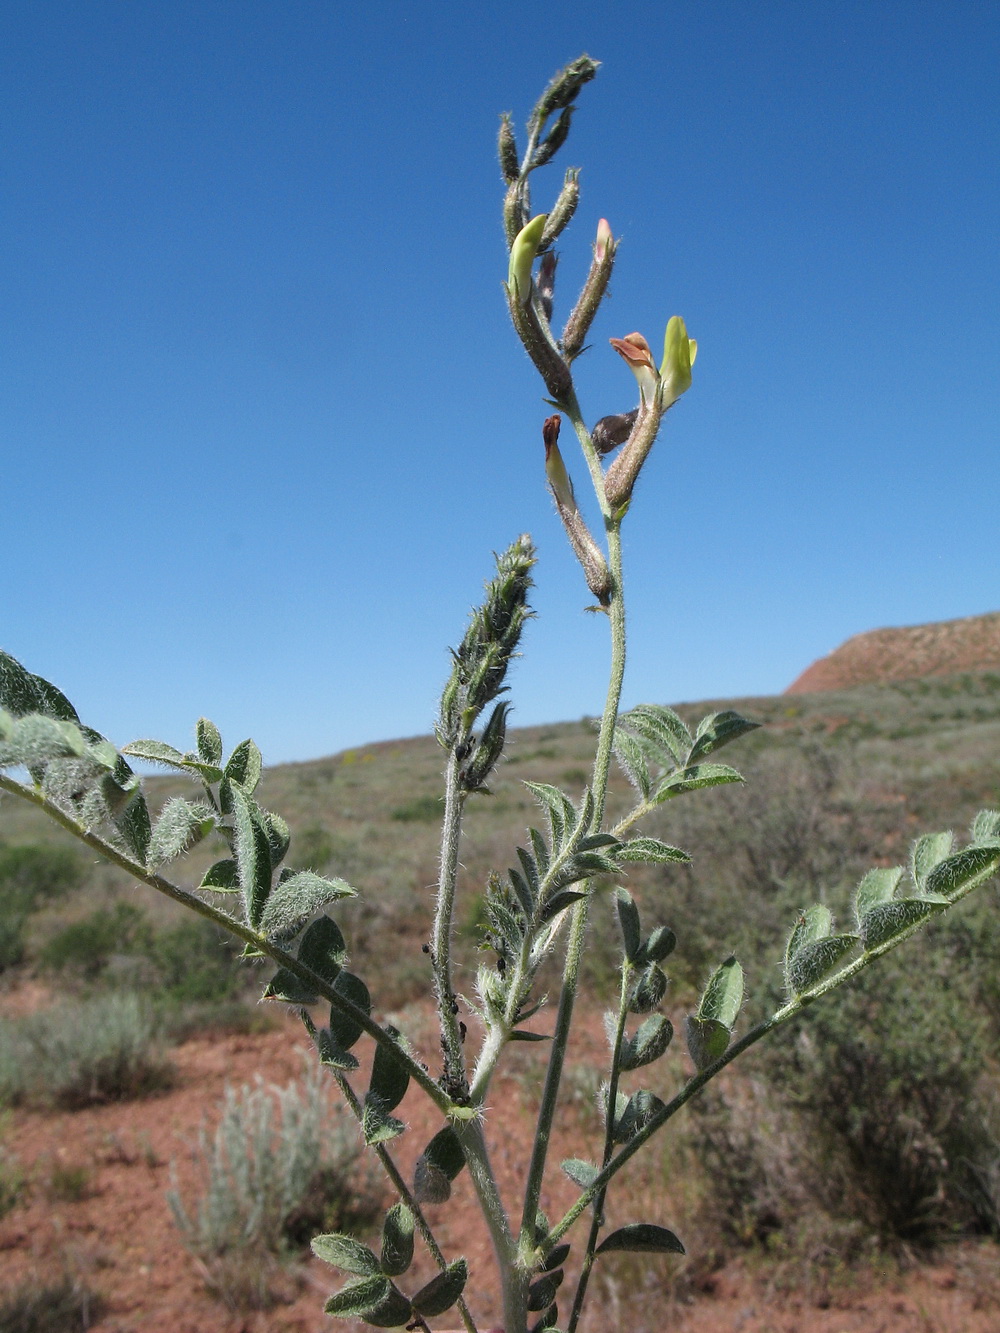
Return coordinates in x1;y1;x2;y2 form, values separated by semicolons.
786;611;1000;693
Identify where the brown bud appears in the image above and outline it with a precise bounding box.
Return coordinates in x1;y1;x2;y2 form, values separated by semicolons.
591;409;638;456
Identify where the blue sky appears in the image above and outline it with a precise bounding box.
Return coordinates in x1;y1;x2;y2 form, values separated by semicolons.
3;2;998;763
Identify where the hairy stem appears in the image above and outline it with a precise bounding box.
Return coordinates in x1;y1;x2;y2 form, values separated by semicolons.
543;877;991;1253
432;751;470;1095
308;1017;479;1333
0;772;456;1117
519;475;626;1250
565;963;631;1333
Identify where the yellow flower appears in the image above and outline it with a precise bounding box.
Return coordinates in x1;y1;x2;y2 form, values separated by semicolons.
507;214;548;305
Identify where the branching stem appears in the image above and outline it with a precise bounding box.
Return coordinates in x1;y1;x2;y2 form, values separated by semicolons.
0;772;456;1117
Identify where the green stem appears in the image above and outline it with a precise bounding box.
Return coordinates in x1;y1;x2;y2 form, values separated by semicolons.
432;752;470;1096
519;501;626;1250
0;772;456;1118
543;876;992;1253
308;1018;479;1333
565;963;631;1333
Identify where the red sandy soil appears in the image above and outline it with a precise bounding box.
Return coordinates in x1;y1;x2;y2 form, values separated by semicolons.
785;611;1000;694
2;997;999;1333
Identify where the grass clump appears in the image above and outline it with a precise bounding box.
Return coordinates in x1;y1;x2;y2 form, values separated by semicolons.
168;1061;382;1309
0;1275;101;1333
0;992;173;1110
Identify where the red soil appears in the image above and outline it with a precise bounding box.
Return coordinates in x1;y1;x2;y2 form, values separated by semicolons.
2;1004;998;1332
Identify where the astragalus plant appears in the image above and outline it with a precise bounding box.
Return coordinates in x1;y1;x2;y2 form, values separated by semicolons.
2;56;998;1333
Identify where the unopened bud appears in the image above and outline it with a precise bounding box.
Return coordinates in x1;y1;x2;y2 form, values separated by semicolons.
498;113;519;185
508;214;548;305
543;415;575;512
537;251;557;323
592;409;638;456
561;222;617;360
540;169;580;250
595;218;612;264
534;55;599;121
543;416;611;604
658;316;697;409
610;332;659;405
532;106;573;168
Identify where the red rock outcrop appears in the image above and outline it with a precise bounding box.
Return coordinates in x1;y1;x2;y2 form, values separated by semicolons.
786;611;1000;694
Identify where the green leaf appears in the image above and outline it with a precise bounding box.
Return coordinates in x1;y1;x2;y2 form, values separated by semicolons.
259;871;356;941
785;934;859;995
614;887;641;961
266;966;320;1006
311;1233;380;1276
785;904;832;968
542;1242;571;1272
411;1259;468;1317
315;1028;359;1072
380;1204;415;1277
0;651;80;722
510;1028;550;1041
146;798;216;867
620;1014;673;1071
196;717;223;765
911;830;954;890
615;1088;666;1143
561;1158;599;1188
539;889;586;924
629;963;667;1014
688;709;761;762
971;809;1000;844
368;1025;410;1113
359;1286;413;1328
595;1223;685;1256
654;763;743;802
180;758;225;783
924;843;1000;901
0;715;88;768
121;739;188;767
698;955;743;1028
854;866;903;926
227;783;273;929
116;792;152;864
619;704;692;767
362;1095;406;1145
263;810;290;867
612;728;651;798
616;837;689;864
323;1275;392;1319
200;858;240;892
637;925;676;966
861;898;944;950
225;738;263;793
327;970;371;1050
684;1015;730;1070
413;1126;466;1203
528;1270;563;1311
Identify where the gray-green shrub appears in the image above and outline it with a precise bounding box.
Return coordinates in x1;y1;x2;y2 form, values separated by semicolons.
0;992;173;1109
168;1062;380;1307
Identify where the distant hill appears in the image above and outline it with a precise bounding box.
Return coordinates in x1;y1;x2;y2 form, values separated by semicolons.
786;611;1000;694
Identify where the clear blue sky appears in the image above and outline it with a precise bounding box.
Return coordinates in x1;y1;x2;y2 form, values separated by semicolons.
3;2;998;763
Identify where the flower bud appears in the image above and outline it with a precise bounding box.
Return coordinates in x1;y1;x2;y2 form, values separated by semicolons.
508;214;548;305
543;415;575;512
609;332;659;405
658;316;697;409
543;415;611;604
498;113;519;185
595;218;612;265
540;169;580;249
